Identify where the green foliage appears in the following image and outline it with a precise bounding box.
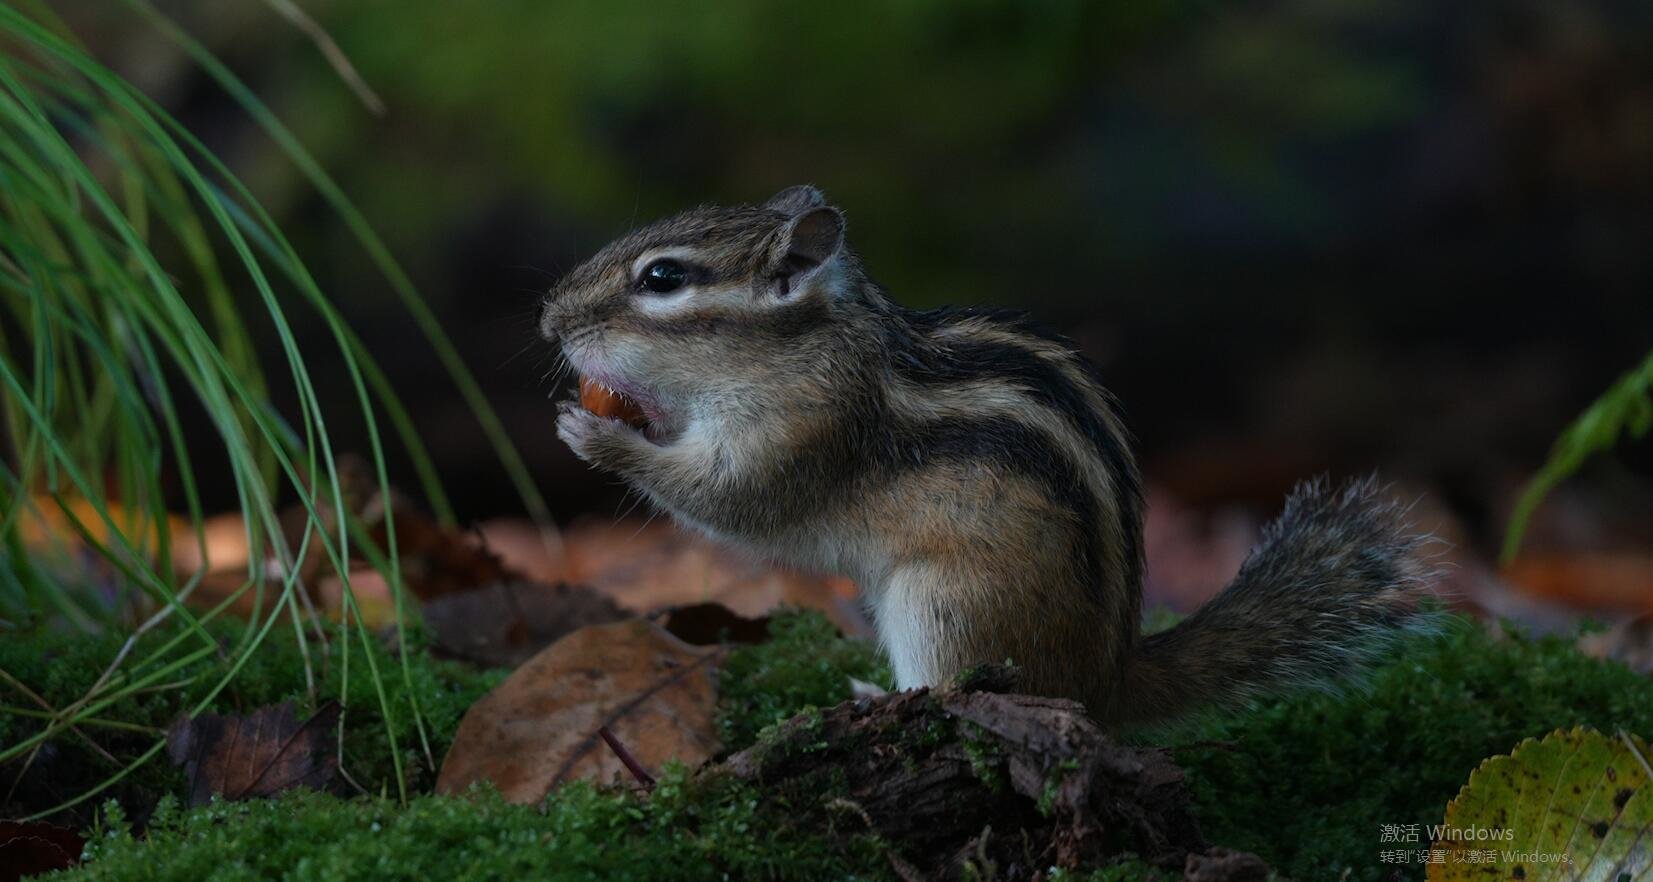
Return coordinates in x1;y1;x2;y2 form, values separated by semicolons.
0;620;503;814
0;1;549;810
1177;616;1653;882
714;609;892;750
1046;861;1286;881
1045;865;1176;882
1503;347;1653;561
69;769;891;882
95;0;1193;315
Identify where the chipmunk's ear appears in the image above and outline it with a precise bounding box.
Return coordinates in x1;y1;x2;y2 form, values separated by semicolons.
765;184;826;215
760;186;845;297
765;206;844;298
782;207;843;266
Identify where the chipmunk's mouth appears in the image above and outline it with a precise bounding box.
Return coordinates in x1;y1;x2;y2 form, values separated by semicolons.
575;375;674;444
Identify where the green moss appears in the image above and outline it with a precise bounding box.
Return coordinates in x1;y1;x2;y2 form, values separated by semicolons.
68;767;890;882
1;626;192;812
22;608;1653;882
714;610;892;750
1045;863;1176;882
960;722;1008;794
0;619;504;816
1174;616;1653;881
1035;758;1081;817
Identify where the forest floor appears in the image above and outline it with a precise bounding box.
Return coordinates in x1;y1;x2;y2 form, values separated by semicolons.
6;492;1653;882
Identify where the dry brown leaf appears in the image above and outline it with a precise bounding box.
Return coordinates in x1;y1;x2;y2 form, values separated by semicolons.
166;701;340;805
480;517;871;635
436;619;723;802
653;602;772;646
0;820;83;880
1139;484;1258;612
422;580;628;668
174;457;525;622
1504;552;1653;612
362;505;515;602
1579;613;1653;673
137;486;869;636
17;494;188;557
299;485;517;612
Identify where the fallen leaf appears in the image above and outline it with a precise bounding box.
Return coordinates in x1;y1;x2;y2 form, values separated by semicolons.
480;517;872;635
175;460;529;624
652;602;772;646
1579;613;1653;673
311;568;401;629
299;482;519;613
422;580;628;668
165;511;258;577
1431;727;1653;881
166;701;341;805
362;504;515;602
1504;552;1653;613
17;494;187;558
1140;484;1258;613
0;821;83;881
436;619;723;802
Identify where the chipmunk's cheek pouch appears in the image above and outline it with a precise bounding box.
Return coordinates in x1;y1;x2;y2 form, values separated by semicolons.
579;376;649;428
572;375;679;446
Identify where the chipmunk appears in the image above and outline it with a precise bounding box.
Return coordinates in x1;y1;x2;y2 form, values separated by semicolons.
541;185;1435;727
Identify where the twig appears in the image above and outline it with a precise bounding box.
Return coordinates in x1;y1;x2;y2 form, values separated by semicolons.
334;703;369;797
0;667;121;803
0;706;164;736
597;726;655;789
0;668;121;765
261;0;386;116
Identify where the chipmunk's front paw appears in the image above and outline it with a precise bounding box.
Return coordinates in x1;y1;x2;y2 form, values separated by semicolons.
557;401;643;468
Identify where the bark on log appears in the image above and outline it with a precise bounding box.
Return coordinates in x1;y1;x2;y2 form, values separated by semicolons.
722;668;1259;879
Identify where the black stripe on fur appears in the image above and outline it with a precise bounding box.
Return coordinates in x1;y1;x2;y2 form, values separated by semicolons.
888;308;1143;593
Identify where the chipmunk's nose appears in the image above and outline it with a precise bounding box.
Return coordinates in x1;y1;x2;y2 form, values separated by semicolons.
539;294;590;342
537;297;565;341
541;286;627;342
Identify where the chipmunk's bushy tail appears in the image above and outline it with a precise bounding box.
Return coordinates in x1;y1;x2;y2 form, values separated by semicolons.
1114;476;1440;727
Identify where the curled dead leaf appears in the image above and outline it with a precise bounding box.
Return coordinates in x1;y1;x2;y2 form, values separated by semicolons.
166;701;341;806
653;601;772;646
436;619;723;803
480;518;872;635
1504;552;1653;612
0;820;83;881
1579;613;1653;674
422;580;627;668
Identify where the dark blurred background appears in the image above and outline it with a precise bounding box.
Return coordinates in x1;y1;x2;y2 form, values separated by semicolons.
70;1;1653;576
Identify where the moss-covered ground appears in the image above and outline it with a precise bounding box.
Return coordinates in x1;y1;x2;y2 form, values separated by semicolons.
6;611;1651;881
0;620;505;816
1176;617;1653;881
67;771;887;882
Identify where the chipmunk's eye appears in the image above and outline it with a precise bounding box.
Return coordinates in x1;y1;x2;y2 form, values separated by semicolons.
639;259;688;294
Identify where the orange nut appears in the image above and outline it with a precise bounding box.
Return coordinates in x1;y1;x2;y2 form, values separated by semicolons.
579;376;648;428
